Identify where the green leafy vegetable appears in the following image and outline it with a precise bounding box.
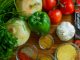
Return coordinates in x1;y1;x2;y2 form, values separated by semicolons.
0;24;17;60
0;0;18;23
0;0;14;14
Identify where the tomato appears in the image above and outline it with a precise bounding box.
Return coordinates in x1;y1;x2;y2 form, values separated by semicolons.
74;40;80;48
76;0;80;5
42;0;56;11
48;9;62;24
60;0;73;3
60;0;74;14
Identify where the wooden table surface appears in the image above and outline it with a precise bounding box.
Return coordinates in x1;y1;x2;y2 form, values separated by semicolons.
11;14;80;60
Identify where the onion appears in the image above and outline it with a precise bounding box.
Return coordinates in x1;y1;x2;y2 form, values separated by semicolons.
6;18;31;46
15;0;42;18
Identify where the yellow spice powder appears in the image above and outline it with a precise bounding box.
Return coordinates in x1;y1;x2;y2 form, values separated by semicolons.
57;44;77;60
39;35;53;49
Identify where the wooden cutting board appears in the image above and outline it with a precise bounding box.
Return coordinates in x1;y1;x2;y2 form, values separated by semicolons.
10;14;80;60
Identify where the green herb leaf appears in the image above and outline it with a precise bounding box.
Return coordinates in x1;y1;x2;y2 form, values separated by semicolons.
0;25;17;60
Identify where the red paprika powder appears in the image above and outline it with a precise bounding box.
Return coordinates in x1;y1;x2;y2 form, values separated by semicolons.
18;51;33;60
16;45;37;60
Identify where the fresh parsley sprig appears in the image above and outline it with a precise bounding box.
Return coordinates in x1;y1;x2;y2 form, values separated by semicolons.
0;25;17;60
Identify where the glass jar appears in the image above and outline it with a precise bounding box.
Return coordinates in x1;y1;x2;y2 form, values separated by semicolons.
16;44;38;60
39;34;54;50
54;43;80;60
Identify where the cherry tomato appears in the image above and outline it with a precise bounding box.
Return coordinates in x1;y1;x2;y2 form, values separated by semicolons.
74;40;80;48
60;0;74;14
48;9;62;24
42;0;56;11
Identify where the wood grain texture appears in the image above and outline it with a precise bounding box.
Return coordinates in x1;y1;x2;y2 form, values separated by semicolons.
10;15;80;60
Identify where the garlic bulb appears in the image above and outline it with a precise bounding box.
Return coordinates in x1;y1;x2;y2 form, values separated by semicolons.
57;22;75;41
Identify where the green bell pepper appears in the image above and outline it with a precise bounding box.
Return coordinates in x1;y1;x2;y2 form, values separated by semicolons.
28;12;50;35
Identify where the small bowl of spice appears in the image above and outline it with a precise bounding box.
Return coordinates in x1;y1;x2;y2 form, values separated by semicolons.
54;43;80;60
39;34;54;50
16;44;38;60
